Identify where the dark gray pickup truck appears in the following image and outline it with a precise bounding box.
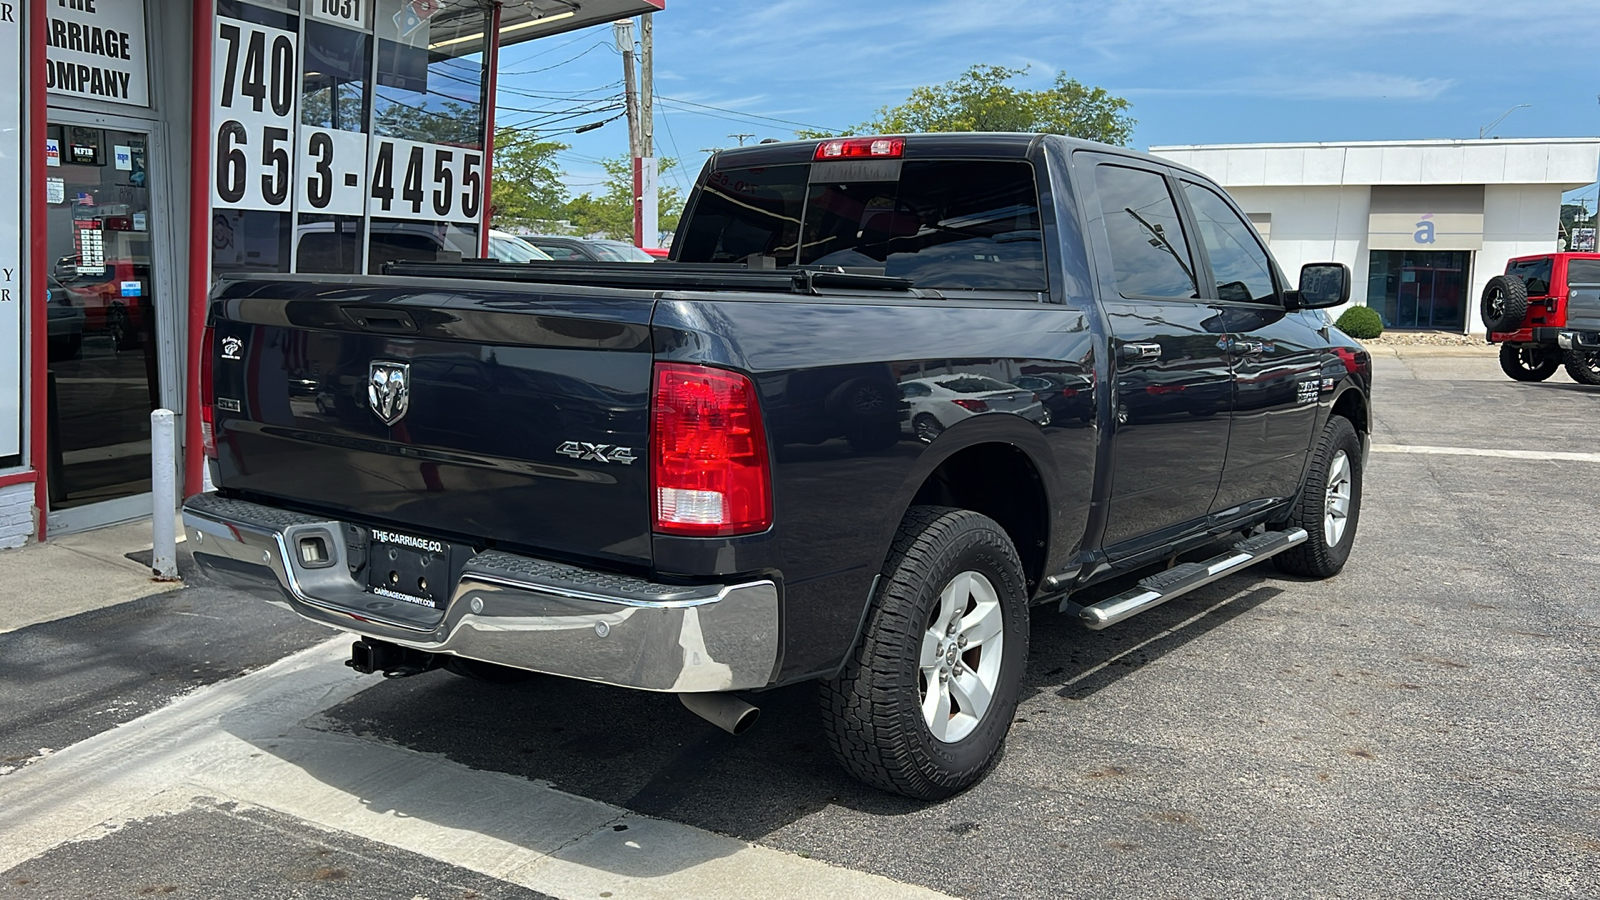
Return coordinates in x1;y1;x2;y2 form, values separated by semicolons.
183;133;1372;798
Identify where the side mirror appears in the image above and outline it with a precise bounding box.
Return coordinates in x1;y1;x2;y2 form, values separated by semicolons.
1288;262;1351;310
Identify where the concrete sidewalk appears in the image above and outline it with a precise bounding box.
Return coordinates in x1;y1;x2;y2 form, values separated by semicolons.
0;516;186;634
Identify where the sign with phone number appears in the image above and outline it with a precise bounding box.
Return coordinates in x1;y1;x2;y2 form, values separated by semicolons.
212;15;482;225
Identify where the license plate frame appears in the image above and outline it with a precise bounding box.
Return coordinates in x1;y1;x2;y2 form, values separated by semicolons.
365;528;453;610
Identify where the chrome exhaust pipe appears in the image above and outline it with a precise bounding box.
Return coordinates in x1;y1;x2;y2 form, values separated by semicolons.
679;692;760;735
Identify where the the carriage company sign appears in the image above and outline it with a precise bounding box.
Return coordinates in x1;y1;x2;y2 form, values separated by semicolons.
44;0;150;106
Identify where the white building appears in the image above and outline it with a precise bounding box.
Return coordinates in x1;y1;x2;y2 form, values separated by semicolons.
1150;138;1600;333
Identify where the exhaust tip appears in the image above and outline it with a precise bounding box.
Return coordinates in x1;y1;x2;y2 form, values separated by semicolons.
679;692;760;736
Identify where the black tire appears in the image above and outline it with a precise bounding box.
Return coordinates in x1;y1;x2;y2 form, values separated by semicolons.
1480;275;1528;334
912;413;944;444
443;657;540;684
107;305;138;351
819;506;1029;800
1563;349;1600;386
1274;415;1363;578
1499;344;1559;382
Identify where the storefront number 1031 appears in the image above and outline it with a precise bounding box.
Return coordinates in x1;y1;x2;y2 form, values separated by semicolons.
212;17;483;223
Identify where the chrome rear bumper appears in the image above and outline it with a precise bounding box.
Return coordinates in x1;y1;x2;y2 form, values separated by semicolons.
182;493;780;692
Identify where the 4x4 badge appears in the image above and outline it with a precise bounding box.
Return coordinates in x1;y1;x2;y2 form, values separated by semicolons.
556;441;637;465
368;361;411;425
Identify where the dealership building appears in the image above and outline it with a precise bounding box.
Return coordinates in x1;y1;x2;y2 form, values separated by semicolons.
0;0;664;547
1151;138;1600;332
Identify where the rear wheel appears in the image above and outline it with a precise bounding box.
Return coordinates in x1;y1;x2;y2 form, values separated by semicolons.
912;413;944;444
820;506;1028;799
1480;275;1528;334
1274;415;1362;578
1563;350;1600;386
1499;344;1559;382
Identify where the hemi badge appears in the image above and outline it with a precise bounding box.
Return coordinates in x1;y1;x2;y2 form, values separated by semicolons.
216;398;242;412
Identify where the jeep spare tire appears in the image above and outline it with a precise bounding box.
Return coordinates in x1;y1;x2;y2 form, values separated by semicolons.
1481;275;1528;334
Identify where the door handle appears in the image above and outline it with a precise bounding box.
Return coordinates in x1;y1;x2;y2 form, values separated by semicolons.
1229;339;1266;357
1120;342;1162;361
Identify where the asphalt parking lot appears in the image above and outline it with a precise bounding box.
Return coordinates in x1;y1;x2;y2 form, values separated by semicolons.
2;348;1597;899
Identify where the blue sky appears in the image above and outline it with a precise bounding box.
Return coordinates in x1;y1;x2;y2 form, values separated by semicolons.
493;0;1600;207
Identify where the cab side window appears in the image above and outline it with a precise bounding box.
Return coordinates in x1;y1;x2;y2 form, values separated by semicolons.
1182;181;1277;304
1093;165;1199;300
1566;259;1600;291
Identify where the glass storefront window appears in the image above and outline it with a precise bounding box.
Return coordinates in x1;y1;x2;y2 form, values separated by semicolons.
1368;249;1470;330
302;20;371;132
367;218;477;272
373;0;486;148
212;0;490;279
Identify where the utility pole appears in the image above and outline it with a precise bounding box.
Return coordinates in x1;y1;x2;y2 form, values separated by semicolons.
639;14;657;248
729;133;755;146
614;19;643;246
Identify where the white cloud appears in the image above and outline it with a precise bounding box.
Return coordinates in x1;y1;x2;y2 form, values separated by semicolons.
1125;71;1456;101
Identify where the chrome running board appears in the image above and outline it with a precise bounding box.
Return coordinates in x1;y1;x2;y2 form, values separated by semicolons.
1068;528;1308;630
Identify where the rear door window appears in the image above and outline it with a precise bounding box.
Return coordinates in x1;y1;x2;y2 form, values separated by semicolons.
1507;257;1552;296
1092;164;1199;300
677;159;1046;291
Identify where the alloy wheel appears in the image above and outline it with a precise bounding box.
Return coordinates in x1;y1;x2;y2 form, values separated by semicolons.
1324;450;1352;547
917;570;1005;743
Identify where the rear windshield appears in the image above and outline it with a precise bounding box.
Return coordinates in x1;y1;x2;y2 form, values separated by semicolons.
676;159;1046;291
937;376;1016;393
1507;257;1552;295
590;241;657;262
1568;259;1600;288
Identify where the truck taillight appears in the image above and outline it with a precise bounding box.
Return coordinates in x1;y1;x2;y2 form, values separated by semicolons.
200;325;217;459
651;363;772;536
814;137;904;160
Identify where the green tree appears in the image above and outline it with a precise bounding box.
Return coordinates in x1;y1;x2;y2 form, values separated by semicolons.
561;156;684;244
490;128;569;231
373;98;484;146
802;64;1135;146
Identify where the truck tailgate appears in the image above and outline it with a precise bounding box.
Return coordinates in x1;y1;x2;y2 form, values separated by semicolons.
208;277;655;566
1568;283;1600;333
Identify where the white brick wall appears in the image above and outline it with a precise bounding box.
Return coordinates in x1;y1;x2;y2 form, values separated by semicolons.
0;483;36;550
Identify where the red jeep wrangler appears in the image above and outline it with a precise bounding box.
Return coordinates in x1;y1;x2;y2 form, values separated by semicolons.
1483;252;1600;384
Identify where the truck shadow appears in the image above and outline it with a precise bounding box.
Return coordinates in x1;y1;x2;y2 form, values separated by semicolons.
282;573;1287;848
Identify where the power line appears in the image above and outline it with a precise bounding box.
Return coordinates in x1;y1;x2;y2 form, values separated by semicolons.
498;41;611;76
654;90;690;195
655;95;843;133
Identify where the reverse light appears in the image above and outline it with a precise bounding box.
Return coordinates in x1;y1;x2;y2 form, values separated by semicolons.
200;325;217;459
814;137;905;160
651;363;772;536
951;398;989;412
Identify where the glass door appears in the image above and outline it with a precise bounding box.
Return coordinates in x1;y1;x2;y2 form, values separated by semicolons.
1367;249;1470;330
43;124;164;520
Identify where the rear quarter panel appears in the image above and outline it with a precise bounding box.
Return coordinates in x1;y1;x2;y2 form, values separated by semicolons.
651;293;1099;682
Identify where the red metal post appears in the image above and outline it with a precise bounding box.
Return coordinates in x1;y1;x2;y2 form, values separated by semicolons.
28;0;49;536
183;0;214;499
478;2;501;258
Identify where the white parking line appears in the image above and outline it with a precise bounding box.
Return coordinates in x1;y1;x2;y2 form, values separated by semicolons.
0;639;950;900
1372;443;1600;464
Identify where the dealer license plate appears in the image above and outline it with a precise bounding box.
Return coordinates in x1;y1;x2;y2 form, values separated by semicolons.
366;528;452;609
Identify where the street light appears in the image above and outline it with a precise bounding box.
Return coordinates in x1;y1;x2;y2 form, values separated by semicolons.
1479;104;1531;139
